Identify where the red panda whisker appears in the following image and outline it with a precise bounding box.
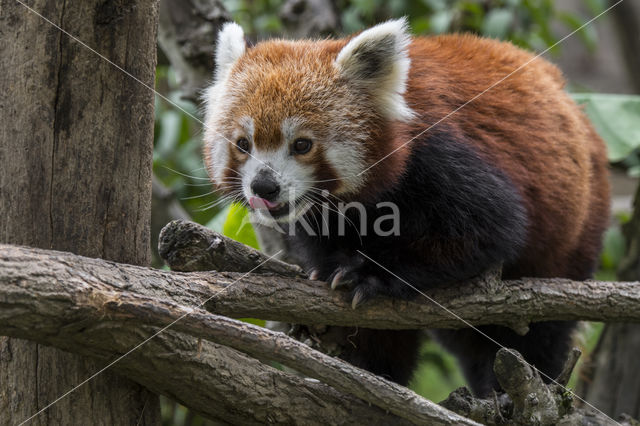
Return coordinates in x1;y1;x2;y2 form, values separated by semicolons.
183;182;217;187
196;191;243;212
180;190;218;201
307;187;349;206
305;192;363;244
161;165;212;181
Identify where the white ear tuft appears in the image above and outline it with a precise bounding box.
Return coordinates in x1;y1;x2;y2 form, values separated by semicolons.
335;18;415;121
215;22;246;81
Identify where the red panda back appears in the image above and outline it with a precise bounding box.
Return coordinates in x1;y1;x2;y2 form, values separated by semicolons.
402;34;610;279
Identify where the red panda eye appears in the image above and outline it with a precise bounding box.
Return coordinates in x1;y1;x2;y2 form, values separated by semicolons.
236;137;250;153
292;138;312;155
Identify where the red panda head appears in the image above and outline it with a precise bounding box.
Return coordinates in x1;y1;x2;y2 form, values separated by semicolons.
203;19;414;224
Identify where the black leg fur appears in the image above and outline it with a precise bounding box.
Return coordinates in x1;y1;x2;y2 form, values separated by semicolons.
431;321;576;397
337;327;423;386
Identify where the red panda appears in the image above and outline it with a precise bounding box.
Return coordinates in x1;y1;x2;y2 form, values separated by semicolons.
203;19;610;396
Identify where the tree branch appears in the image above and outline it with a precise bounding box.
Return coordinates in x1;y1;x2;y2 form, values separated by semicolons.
1;244;470;425
157;220;640;334
3;226;640;423
441;348;628;425
158;219;303;277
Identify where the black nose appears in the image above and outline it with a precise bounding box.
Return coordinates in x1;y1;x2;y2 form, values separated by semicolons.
251;171;280;201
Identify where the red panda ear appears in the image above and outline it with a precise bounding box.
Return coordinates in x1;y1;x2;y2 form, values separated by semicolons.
214;22;246;82
335;18;415;121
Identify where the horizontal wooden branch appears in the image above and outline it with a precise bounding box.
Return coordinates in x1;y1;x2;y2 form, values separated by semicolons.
0;248;474;425
2;237;639;423
0;244;450;425
157;221;640;333
159;219;304;277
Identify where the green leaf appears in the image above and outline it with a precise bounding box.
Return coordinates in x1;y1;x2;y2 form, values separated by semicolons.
155;110;181;156
429;10;453;34
222;203;260;249
599;225;626;270
341;7;365;33
421;0;447;11
238;318;266;327
572;93;640;162
410;16;431;34
482;9;513;39
628;165;640;178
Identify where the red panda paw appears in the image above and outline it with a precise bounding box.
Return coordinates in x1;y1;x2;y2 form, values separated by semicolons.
326;261;387;309
326;254;367;291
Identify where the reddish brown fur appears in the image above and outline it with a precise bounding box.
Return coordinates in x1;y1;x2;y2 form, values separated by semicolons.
212;38;411;198
392;34;610;278
203;28;611;392
208;32;609;279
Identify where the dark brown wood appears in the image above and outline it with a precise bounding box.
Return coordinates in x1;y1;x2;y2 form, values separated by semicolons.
5;241;640;332
0;0;160;423
159;219;304;276
0;243;480;424
157;222;640;331
2;243;632;425
0;244;472;426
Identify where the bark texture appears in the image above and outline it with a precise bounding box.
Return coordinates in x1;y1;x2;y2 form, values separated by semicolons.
2;242;638;424
159;219;304;276
158;220;640;332
441;348;624;426
0;244;475;426
157;0;230;102
579;183;640;418
0;0;160;423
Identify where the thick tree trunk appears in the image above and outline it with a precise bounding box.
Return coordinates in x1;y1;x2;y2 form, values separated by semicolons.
579;183;640;418
0;0;160;424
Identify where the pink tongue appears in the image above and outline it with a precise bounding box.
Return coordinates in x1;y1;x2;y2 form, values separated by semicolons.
249;196;279;210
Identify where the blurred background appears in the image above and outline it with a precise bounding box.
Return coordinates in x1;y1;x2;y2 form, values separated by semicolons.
152;1;640;424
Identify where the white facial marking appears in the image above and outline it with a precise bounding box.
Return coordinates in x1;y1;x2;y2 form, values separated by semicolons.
203;84;231;183
202;23;248;183
233;116;254;142
242;145;315;224
323;130;367;195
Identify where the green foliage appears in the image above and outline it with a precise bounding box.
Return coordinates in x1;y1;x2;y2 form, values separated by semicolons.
222;0;286;37
573;93;640;176
409;339;465;402
153;67;222;225
221;203;260;249
567;322;605;389
224;0;601;53
599;225;627;272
